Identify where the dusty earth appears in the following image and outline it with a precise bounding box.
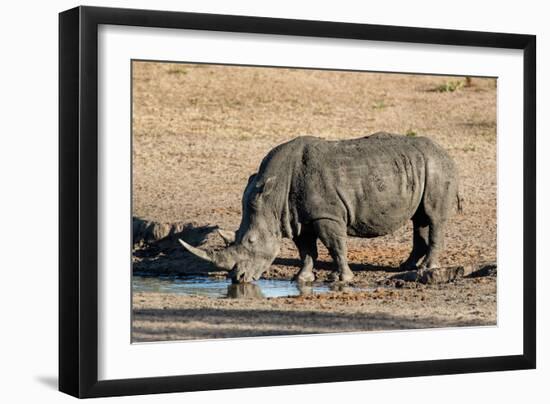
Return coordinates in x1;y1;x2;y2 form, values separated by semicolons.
133;277;495;342
132;61;497;342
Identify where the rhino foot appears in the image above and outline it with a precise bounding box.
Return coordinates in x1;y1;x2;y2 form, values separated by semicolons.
399;260;418;271
329;270;354;283
295;270;315;283
418;256;440;272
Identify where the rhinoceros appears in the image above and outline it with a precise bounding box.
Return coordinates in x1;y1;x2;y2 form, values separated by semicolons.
179;132;461;283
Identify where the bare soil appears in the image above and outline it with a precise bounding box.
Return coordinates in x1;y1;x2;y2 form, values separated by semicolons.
133;277;496;342
132;61;497;341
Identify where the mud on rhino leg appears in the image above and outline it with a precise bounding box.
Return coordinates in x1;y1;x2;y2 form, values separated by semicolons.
313;219;354;283
293;232;318;283
401;209;430;270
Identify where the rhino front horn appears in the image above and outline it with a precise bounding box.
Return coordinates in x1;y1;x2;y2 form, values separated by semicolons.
217;229;236;246
178;239;213;263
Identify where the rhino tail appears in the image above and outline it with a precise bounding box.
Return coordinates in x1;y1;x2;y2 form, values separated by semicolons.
456;192;463;214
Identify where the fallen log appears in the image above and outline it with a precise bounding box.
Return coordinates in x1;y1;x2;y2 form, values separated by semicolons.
391;262;497;285
466;263;497;278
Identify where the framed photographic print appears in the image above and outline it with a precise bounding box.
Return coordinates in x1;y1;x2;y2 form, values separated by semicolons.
59;6;536;398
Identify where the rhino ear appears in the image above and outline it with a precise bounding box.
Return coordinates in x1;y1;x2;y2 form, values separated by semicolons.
217;229;236;246
257;176;277;196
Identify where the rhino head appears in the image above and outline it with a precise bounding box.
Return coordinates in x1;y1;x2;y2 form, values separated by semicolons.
179;173;283;283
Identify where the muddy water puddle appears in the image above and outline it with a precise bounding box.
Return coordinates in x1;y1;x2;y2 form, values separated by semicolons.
133;276;368;299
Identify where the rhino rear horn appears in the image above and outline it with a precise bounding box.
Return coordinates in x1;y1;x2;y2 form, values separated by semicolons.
178;239;214;263
217;229;236;246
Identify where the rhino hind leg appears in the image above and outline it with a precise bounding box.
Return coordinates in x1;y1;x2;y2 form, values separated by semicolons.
313;219;354;283
400;209;430;270
293;232;318;283
416;174;457;270
418;219;447;270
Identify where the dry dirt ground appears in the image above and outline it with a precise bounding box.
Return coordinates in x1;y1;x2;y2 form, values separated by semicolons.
133;277;495;342
132;61;497;342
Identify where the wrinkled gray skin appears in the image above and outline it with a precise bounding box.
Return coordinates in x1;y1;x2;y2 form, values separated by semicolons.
180;133;461;284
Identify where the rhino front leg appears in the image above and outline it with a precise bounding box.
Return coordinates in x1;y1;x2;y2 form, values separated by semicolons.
313;219;354;283
293;232;318;283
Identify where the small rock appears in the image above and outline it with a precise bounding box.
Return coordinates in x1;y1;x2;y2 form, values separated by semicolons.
392;270;419;282
395;279;405;288
419;266;464;284
467;263;497;278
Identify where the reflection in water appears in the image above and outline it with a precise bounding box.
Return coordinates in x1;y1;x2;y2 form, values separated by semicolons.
330;284;355;293
132;276;366;299
226;283;265;299
295;282;357;296
297;283;313;296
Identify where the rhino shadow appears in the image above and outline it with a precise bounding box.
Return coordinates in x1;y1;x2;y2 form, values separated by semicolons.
132;306;489;342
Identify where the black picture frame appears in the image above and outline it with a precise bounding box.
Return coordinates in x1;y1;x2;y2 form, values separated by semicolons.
59;5;536;398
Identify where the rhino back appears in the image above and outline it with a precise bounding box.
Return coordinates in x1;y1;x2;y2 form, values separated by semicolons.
290;133;450;237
